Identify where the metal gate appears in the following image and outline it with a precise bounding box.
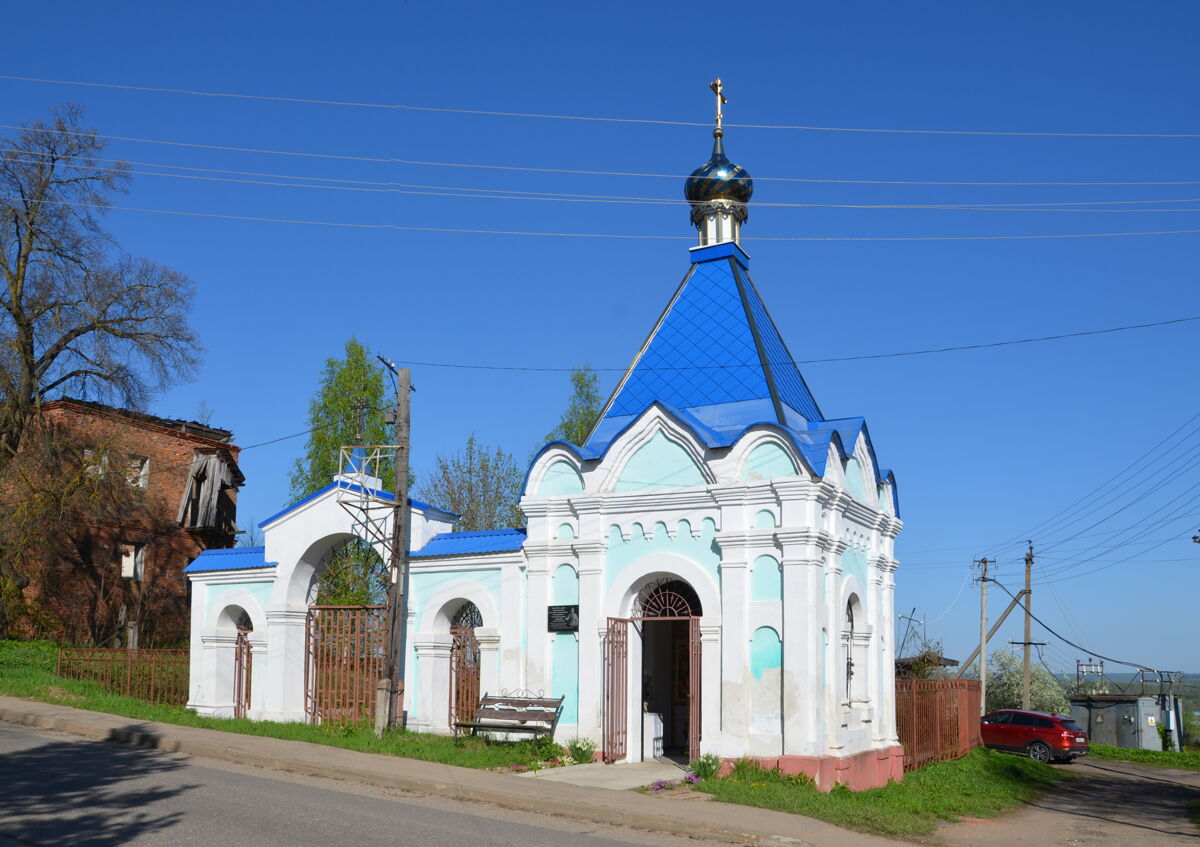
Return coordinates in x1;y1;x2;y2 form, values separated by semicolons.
234;628;252;719
449;626;481;726
305;605;385;724
603;580;703;763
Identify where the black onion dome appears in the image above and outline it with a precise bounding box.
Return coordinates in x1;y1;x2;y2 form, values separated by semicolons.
684;136;753;205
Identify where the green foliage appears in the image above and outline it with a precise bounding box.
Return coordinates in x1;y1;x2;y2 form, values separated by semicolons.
1090;743;1200;771
418;435;524;531
689;752;722;780
984;649;1070;715
697;748;1066;837
1158;721;1176;752
288;337;393;502
314;539;387;605
545;366;602;447
0;640;554;770
567;736;598;763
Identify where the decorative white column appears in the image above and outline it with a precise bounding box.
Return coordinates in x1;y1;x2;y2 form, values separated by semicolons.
700;624;722;756
476;627;501;697
413;634;452;734
264;605;308;721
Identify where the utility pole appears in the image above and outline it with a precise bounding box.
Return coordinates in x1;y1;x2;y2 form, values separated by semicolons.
1022;542;1034;710
974;557;991;715
376;362;412;734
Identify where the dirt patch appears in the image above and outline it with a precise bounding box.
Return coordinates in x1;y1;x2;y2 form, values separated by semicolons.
932;758;1200;846
44;687;84;704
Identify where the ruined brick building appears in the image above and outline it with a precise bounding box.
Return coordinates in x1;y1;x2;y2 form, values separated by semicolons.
7;399;242;646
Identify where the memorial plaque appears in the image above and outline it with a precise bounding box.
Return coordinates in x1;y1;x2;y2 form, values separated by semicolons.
547;604;579;632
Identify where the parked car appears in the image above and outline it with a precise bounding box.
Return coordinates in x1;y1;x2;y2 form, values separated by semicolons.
980;709;1089;763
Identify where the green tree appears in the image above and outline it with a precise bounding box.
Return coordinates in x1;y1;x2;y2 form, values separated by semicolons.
288;337;391;501
288;337;392;606
418;435;524;531
984;649;1071;715
545;366;602;447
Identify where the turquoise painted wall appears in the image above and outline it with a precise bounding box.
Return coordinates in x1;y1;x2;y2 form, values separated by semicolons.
741;442;798;481
750;626;782;679
750;555;782;602
841;547;868;594
539;461;584;496
605;517;720;592
753;509;777;529
614;431;706;492
410;568;502;626
552;564;579;604
552;633;579;725
844;457;867;502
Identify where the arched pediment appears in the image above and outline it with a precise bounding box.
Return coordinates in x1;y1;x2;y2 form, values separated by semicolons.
741;439;799;482
612;428;708;492
537;459;585;496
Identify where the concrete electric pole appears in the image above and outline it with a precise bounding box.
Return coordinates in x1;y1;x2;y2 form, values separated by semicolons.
1022;541;1034;710
975;557;990;715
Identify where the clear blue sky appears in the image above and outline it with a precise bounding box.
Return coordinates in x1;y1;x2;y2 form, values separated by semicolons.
2;1;1197;672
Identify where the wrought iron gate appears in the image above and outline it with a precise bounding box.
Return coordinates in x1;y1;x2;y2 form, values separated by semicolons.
603;617;630;763
449;626;481;726
603;581;703;763
305;605;385;724
234;628;252;719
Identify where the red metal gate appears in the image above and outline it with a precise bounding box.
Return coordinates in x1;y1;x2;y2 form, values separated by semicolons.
450;626;481;726
688;617;701;761
305;605;385;725
234;628;252;719
603;617;629;763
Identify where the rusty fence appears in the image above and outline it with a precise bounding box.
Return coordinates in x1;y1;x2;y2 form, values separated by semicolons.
895;678;981;771
56;647;190;706
305;605;385;725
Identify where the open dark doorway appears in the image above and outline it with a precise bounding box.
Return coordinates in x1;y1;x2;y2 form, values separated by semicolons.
641;618;691;758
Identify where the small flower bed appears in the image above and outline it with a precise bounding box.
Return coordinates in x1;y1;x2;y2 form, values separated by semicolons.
638;773;701;793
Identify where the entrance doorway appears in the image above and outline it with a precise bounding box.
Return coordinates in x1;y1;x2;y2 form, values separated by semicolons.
604;579;702;764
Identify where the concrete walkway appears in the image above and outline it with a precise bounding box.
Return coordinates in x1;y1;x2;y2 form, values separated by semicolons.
516;759;687;789
0;695;891;847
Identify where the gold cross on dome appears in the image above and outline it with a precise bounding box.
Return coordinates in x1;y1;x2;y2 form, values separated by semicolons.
710;78;727;135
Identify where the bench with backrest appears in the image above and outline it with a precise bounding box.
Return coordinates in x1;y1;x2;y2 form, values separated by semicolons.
453;692;564;740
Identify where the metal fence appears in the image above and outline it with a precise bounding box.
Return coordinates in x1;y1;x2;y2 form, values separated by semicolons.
56;647;190;706
305;605;385;725
895;678;981;771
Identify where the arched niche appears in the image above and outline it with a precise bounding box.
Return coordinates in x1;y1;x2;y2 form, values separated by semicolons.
538;460;584;496
750;554;782;603
741;441;798;482
614;430;706;492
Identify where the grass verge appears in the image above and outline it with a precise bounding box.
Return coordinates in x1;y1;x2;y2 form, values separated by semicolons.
696;749;1068;838
1088;743;1200;772
0;640;559;769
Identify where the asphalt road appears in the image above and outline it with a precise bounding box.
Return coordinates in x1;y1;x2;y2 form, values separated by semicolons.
0;722;729;847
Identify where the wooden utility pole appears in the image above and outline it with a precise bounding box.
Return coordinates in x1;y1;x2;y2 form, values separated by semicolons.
976;557;990;715
1022;541;1034;710
376;364;411;734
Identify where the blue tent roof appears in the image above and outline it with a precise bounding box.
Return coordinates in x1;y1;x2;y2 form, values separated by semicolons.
185;546;277;574
588;243;824;453
411;528;527;558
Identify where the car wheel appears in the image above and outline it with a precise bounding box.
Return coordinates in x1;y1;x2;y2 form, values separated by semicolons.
1027;741;1052;763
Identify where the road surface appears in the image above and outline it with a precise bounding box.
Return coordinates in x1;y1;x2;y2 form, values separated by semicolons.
0;721;731;847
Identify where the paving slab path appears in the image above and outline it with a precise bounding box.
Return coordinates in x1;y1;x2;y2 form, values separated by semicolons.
933;757;1200;846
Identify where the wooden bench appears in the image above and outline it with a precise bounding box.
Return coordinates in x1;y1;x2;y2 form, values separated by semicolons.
453;692;564;740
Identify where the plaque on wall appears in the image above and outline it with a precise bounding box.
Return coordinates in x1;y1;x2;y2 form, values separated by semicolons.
547;604;579;632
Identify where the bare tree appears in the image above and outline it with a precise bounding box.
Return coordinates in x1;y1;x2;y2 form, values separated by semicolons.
0;104;201;637
0;104;199;457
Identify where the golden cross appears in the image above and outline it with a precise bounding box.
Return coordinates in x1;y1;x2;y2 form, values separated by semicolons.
710;77;727;136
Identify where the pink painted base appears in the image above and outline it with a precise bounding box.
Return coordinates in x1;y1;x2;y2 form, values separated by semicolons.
716;745;905;792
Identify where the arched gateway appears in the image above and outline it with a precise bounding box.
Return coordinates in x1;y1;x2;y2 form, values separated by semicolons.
187;101;905;789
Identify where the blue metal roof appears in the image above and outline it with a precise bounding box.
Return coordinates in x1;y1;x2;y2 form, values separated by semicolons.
590;249;823;454
184;546;277;574
259;479;459;528
410;528;527;558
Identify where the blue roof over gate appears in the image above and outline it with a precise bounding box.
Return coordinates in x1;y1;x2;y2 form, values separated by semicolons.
184;546;277;574
410;528;527;558
259;479;459;528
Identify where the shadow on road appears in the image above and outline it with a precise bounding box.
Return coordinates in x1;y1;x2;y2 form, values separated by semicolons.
0;724;194;846
1023;761;1200;840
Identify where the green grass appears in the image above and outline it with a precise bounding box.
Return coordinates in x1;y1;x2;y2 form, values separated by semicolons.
0;640;559;769
1089;743;1200;772
696;749;1069;838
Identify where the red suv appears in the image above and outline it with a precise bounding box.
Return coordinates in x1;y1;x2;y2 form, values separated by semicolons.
980;709;1089;763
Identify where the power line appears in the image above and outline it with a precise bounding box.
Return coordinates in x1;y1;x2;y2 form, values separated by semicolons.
13;194;1200;242
5;123;1200;187
12;153;1200;213
5;73;1200;138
